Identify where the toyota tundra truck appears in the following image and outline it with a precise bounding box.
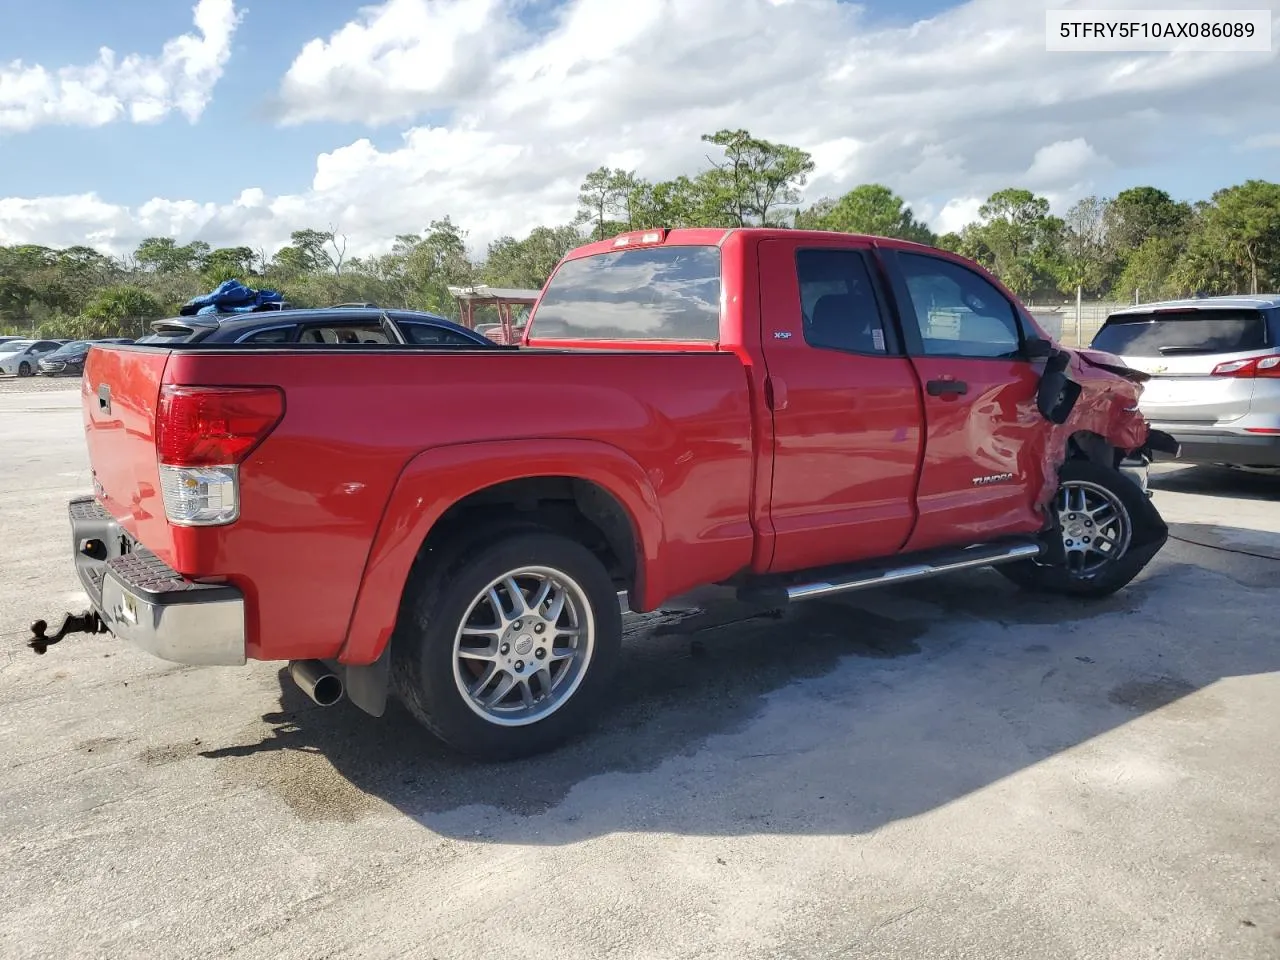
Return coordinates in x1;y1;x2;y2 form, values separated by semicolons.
38;227;1176;760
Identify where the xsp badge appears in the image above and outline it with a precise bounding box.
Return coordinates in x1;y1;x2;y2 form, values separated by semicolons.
972;473;1015;486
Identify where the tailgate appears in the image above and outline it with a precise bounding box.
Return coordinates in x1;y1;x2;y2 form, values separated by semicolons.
82;345;176;562
1122;351;1258;422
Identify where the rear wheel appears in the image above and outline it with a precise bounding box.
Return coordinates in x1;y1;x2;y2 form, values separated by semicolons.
391;527;622;760
17;361;31;377
998;459;1168;598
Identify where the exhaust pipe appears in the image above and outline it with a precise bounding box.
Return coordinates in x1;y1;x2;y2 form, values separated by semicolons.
288;659;344;707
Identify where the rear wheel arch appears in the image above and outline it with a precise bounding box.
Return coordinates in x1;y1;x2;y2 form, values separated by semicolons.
414;475;642;600
338;439;663;666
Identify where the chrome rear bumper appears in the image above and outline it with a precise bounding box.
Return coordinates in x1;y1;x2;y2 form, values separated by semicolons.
68;497;246;666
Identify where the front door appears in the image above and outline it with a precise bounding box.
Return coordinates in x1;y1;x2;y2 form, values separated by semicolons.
878;247;1046;552
757;238;925;573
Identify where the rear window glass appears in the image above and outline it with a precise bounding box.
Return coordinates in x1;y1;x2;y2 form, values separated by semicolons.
1092;309;1270;356
530;245;722;341
136;326;198;344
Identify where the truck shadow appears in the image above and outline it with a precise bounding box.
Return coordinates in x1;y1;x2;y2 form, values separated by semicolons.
197;527;1278;842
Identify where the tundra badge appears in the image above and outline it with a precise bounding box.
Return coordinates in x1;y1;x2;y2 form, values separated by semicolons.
972;473;1014;486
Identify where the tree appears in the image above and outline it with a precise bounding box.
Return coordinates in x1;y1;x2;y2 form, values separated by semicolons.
134;237;209;274
377;217;478;313
481;225;583;290
1105;186;1191;254
629;176;716;229
1115;236;1181;301
201;246;258;285
268;245;313;280
575;167;639;240
699;129;815;226
798;184;934;243
959;188;1066;299
79;285;164;336
1060;195;1115;295
1200;180;1280;294
286;227;348;275
794;197;837;230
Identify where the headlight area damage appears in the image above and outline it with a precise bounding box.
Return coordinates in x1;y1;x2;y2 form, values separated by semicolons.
993;341;1181;598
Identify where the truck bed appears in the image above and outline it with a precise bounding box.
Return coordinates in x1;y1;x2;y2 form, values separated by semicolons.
82;344;760;661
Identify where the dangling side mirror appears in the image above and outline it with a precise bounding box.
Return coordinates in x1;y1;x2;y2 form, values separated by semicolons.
1023;336;1055;360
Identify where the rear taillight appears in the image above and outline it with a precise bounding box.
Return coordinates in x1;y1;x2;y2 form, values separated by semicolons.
1211;354;1280;377
155;386;284;526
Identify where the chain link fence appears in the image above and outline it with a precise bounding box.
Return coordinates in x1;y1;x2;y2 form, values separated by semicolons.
1025;299;1135;347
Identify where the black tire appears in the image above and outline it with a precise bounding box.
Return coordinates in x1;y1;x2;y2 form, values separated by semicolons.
997;459;1168;599
17;362;31;377
391;526;622;761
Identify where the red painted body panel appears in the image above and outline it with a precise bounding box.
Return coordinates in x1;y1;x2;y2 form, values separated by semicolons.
84;348;757;662
81;347;170;547
754;236;923;570
77;228;1154;668
340;439;668;665
902;356;1047;553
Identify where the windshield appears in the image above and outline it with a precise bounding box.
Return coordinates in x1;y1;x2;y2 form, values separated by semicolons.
1092;309;1270;357
530;245;722;341
0;340;33;353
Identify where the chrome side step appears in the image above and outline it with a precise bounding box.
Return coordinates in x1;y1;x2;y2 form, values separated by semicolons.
739;539;1044;606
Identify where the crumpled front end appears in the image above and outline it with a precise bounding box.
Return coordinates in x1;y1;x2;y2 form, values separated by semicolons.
1030;344;1177;513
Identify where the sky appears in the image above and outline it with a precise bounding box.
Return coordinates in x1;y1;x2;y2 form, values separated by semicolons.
0;0;1277;260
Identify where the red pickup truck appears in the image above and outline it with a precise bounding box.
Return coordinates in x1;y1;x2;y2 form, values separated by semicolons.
43;227;1176;760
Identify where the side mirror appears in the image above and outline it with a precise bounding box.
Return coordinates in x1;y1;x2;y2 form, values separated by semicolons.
1023;336;1055;359
1036;349;1082;424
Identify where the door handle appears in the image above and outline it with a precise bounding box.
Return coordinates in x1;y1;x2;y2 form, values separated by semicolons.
766;375;789;411
926;378;968;397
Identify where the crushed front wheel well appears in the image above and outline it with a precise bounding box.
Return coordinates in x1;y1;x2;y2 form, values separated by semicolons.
417;476;639;594
1066;430;1122;469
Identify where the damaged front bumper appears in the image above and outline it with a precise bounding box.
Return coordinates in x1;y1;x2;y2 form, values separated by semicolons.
37;497;247;665
1119;428;1181;498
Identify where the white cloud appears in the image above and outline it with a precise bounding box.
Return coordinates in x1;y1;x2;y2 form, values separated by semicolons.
1025;138;1107;186
2;0;1278;259
275;0;513;126
0;0;241;133
933;197;985;236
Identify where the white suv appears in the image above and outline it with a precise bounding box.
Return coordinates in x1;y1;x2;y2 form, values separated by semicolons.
1090;295;1280;468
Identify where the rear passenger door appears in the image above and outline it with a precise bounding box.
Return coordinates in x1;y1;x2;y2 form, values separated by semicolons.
879;248;1046;552
757;237;925;572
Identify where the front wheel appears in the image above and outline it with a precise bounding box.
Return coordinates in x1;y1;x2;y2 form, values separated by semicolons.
997;459;1168;598
391;528;622;760
17;361;32;377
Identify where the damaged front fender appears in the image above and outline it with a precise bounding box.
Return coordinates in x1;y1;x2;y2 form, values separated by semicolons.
1029;345;1159;514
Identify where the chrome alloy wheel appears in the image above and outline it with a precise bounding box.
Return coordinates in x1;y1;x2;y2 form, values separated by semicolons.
451;566;596;727
1056;480;1133;578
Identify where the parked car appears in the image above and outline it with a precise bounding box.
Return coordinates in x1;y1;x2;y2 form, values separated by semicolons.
0;339;63;377
1089;294;1280;468
38;338;134;377
133;306;497;348
42;227;1173;761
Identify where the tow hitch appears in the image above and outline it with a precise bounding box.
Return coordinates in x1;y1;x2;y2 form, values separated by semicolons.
28;611;109;654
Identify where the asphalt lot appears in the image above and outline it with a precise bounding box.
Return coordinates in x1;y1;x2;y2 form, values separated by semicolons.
1;380;1278;960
